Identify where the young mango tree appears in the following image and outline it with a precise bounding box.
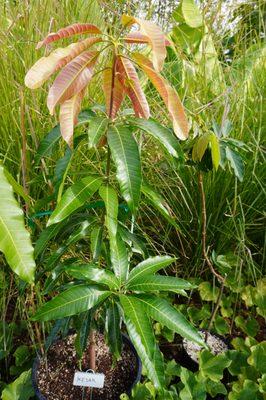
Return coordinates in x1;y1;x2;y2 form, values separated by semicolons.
25;14;205;393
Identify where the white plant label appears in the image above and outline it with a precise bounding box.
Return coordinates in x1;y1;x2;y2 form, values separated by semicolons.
73;371;105;388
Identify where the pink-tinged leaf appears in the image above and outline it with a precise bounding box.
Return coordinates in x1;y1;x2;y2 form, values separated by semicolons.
121;15;166;71
59;90;85;147
47;50;99;115
117;56;149;119
103;63;125;120
133;53;189;140
25;37;101;89
124;32;171;46
36;23;102;49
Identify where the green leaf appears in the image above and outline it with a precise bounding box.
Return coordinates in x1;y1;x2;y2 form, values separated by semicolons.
227;350;248;376
66;264;120;290
77;109;95;125
206;380;227;398
248;342;266;374
3;169;32;205
209;133;220;170
90;225;103;261
0;164;36;283
32;285;110;321
88;116;108;148
127;256;176;286
14;345;31;367
229;379;260;400
99;185;118;240
35;124;61;164
192;133;212;163
225;147;244;181
54;147;73;202
108;125;141;214
110;233;129;285
199;350;231;382
179;367;206;400
134;294;205;346
141;184;178;228
48;176;102;225
1;369;34;400
106;301;122;360
127;274;194;294
129;118;183;159
235;315;259;337
118;225;148;258
120;295;165;388
34;222;65;258
75;310;93;360
198;281;218;302
214;315;230;335
181;0;203;28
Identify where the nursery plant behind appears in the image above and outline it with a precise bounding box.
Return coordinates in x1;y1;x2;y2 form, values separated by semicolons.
0;0;265;400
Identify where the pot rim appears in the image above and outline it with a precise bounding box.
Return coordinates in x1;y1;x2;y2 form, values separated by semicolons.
32;331;142;400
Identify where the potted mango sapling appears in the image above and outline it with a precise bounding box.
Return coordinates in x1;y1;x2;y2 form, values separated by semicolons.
25;14;205;400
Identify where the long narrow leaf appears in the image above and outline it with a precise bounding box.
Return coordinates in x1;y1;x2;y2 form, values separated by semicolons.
120;294;165;388
127;274;195;293
87;116;109;148
127;255;175;285
117;56;150;119
99;185;118;240
48;176;102;225
107;125;141;214
0;164;35;283
67;264;120;290
133;53;189;140
32;285;110;321
106;301;122;359
37;23;101;49
47;51;99;114
134;294;205;346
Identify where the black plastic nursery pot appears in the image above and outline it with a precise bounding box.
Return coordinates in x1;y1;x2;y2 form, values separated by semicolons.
32;332;142;400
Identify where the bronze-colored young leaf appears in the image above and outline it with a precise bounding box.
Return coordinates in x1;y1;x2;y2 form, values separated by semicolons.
133;53;189;140
47;50;99;114
124;32;171;46
103;63;125;120
121;15;166;72
59;90;85;147
117;56;150;119
36;23;102;49
25;38;101;89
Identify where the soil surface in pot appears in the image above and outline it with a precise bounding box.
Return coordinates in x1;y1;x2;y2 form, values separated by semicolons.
37;332;138;400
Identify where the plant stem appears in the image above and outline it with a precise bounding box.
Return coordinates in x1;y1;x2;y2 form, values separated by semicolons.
19;87;29;214
88;330;96;371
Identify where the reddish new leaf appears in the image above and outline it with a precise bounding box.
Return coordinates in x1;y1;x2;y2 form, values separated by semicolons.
25;37;101;89
133;53;189;140
37;23;101;49
103;61;125;120
47;50;99;114
124;32;171;46
121;15;166;71
117;56;149;119
59;89;85;147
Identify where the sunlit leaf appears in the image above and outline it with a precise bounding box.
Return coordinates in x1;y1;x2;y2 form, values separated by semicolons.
59;90;85;147
127;274;194;293
134;294;205;346
0;164;35;283
36;23;102;49
122;15;166;71
67;264;120;290
48;176;102;225
127;255;175;285
47;51;99;114
108;125;141;213
117;56;150;119
99;185;118;240
124;32;171;46
133;53;189;139
25;38;101;89
32;285;110;321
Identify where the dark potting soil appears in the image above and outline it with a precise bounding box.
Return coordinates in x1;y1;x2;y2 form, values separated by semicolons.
37;332;138;400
